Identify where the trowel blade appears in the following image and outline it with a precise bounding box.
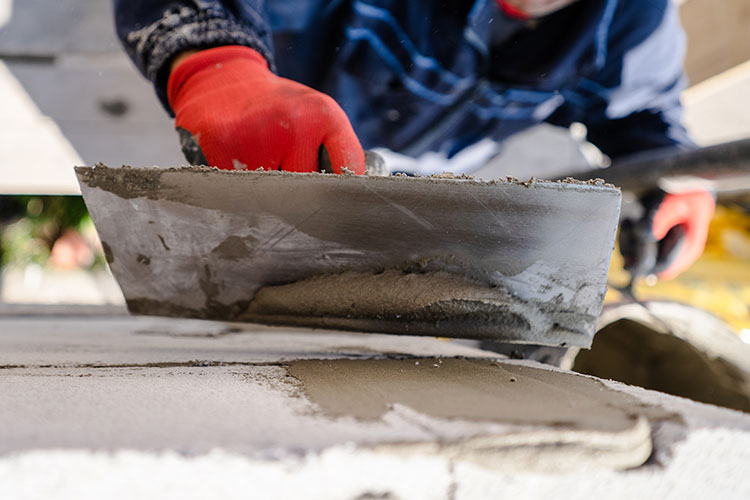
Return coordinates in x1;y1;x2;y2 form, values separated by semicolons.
75;166;621;347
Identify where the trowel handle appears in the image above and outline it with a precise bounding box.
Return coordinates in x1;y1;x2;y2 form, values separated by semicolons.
564;138;750;194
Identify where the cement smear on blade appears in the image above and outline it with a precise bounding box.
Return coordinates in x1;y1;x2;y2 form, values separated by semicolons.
242;270;589;343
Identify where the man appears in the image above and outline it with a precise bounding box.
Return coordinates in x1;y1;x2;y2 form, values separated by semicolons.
114;0;715;280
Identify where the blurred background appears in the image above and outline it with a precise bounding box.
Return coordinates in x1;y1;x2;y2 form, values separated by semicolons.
0;0;182;305
0;0;748;338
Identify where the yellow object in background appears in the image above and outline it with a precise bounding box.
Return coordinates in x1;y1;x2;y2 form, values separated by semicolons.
607;204;750;335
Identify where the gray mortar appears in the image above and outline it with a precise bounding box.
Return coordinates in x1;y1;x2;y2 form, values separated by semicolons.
75;165;620;194
286;357;679;428
77;164;165;200
242;270;594;344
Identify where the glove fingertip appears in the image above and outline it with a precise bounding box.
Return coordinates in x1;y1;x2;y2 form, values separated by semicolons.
324;140;365;175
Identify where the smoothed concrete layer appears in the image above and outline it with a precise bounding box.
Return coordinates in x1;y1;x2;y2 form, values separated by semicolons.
287;357;671;428
287;358;661;471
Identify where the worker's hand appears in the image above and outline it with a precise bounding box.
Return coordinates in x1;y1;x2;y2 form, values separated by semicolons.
166;45;365;174
619;189;715;281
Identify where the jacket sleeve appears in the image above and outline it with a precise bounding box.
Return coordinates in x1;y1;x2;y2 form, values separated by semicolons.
113;0;275;113
547;0;694;160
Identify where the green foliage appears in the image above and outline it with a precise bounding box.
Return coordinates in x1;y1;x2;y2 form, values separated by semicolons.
0;196;95;269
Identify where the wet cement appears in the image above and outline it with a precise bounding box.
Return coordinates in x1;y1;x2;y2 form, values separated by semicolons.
286;358;675;432
243;270;531;328
76;164;164;200
242;270;592;343
75;165;619;196
245;270;513;319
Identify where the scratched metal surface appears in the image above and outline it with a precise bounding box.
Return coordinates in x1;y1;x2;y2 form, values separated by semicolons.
76;166;621;345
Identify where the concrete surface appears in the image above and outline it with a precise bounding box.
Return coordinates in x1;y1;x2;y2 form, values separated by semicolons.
1;310;749;499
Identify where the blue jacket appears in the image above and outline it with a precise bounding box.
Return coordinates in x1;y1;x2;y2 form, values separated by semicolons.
114;0;693;161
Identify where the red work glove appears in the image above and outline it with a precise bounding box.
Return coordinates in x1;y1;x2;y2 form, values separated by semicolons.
166;45;365;174
619;189;715;281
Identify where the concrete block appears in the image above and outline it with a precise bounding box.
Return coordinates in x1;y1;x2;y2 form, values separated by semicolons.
0;313;749;498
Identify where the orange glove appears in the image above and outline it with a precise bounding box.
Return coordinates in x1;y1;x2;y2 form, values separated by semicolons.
619;189;715;280
166;45;365;174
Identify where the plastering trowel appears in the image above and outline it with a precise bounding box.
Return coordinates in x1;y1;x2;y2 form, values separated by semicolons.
75;155;621;348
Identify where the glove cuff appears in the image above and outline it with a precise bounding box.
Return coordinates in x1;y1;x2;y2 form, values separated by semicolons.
167;46;269;111
496;0;530;20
